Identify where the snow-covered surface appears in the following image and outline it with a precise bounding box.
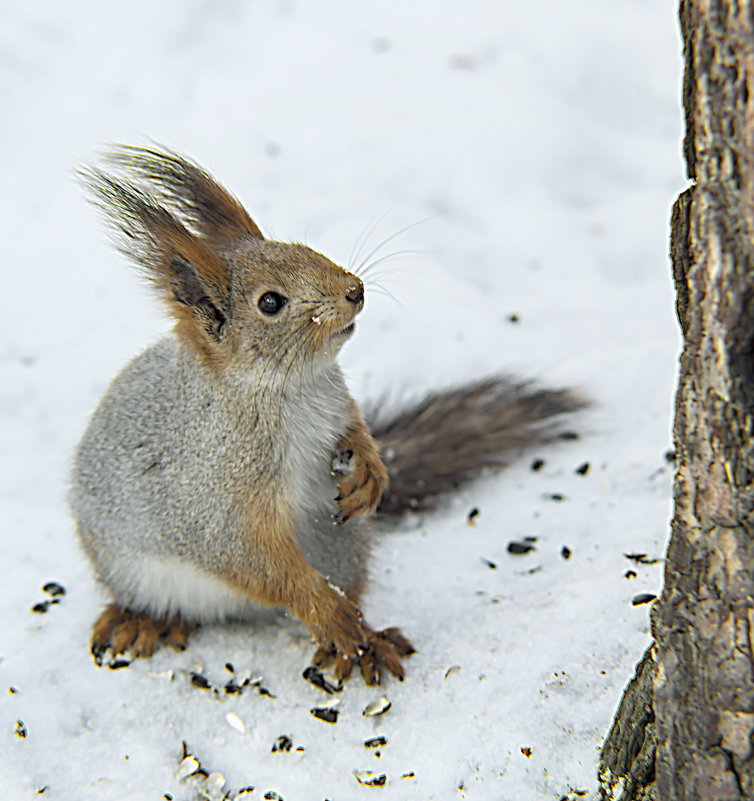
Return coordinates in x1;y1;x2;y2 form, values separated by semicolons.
1;2;684;799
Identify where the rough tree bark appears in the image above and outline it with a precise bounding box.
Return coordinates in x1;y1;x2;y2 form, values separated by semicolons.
599;1;754;799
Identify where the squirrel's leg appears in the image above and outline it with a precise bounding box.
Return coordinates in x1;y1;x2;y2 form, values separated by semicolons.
91;604;196;662
334;405;389;523
305;535;414;685
226;498;411;684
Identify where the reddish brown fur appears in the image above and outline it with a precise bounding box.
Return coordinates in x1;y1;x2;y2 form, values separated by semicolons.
217;493;410;683
152;222;234;369
91;604;195;657
335;406;389;523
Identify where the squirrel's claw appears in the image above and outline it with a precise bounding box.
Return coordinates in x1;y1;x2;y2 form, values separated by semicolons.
379;626;417;656
359;628;415;684
309;625;414;686
311;646;356;684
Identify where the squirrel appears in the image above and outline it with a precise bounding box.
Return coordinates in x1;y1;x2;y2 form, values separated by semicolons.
69;145;583;685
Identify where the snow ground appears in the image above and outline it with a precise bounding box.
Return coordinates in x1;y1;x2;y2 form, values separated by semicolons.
1;1;684;799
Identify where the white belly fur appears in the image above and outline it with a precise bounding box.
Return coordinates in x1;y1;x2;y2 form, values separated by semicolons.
109;553;263;623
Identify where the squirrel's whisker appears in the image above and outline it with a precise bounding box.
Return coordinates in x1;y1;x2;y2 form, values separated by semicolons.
353;213;441;276
358;249;435;283
348;204;397;274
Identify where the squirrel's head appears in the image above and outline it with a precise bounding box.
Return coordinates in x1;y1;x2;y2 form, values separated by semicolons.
226;240;364;370
80;145;365;373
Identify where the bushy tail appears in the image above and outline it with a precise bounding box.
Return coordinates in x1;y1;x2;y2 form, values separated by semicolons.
368;378;586;517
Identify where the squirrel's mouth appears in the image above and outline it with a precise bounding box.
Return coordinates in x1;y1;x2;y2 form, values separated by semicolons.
333;322;356;339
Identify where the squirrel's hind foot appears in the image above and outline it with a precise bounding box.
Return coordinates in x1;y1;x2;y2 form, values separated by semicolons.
311;626;415;686
91;604;196;664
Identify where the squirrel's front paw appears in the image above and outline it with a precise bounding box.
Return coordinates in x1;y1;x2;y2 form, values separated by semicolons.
333;447;389;523
311;624;415;686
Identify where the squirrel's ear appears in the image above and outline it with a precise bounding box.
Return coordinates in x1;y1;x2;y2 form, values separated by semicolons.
81;168;231;359
103;144;263;246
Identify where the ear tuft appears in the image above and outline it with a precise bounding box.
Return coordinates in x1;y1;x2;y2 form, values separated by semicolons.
79;163;231;361
103;144;263;246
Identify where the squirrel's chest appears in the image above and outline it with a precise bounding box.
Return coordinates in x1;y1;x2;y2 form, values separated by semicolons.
279;381;351;513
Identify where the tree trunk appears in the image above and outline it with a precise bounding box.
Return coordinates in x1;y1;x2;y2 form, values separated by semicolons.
599;1;754;799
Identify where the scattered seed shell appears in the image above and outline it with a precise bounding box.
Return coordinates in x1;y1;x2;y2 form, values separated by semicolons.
272;735;293;753
521;746;533;758
631;593;657;606
530;458;545;472
363;696;391;717
176;756;200;780
31;601;50;614
15;720;27;738
444;665;461;679
237;788;255;798
481;558;497;569
624;552;660;565
226;712;246;733
625;569;637;579
331;449;353;475
42;582;66;597
507;541;536;555
401;772;416;779
364;736;388;748
264;792;284;800
561;546;572;560
190;672;211;689
302;665;340;694
575;462;590;476
354;771;387;787
467;507;480;525
310;706;339;723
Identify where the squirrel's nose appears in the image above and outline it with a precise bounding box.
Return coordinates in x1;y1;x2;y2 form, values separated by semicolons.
346;285;364;305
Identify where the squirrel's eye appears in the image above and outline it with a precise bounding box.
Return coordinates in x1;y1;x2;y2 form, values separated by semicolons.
258;292;288;316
